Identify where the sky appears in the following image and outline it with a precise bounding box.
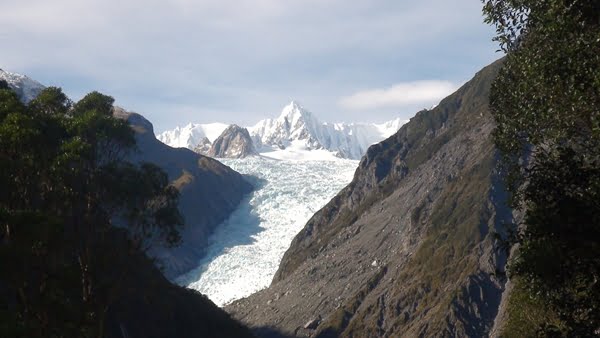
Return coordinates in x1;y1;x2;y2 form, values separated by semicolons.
0;0;501;133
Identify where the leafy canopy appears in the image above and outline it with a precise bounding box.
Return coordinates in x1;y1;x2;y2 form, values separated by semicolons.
0;85;183;337
484;0;600;335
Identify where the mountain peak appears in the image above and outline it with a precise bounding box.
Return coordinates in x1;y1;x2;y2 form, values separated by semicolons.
160;101;406;160
0;68;45;103
278;100;316;127
287;100;303;109
208;124;257;159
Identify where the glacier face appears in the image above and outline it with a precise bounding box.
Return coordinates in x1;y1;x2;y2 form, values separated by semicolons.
157;101;407;160
176;156;358;306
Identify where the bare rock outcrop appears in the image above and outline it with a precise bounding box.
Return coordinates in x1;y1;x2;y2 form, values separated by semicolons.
193;136;213;156
209;124;258;158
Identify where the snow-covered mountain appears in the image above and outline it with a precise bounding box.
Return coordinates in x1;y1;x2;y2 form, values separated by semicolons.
158;101;407;160
0;68;45;103
157;122;228;149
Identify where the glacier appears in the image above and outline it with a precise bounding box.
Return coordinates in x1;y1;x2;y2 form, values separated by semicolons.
176;156;358;306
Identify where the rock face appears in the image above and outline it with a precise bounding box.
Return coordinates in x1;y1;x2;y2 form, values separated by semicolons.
113;108;253;278
193;136;212;156
227;60;513;337
208;124;258;158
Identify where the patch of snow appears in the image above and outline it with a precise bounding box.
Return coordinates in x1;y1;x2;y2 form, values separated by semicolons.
157;122;228;148
249;101;406;160
258;142;343;161
0;69;46;103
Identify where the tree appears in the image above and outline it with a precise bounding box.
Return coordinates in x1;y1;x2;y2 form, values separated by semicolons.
483;0;600;335
0;88;183;336
0;86;24;120
28;86;72;116
0;79;10;90
72;91;115;117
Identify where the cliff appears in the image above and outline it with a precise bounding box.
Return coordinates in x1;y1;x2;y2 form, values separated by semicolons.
208;124;258;158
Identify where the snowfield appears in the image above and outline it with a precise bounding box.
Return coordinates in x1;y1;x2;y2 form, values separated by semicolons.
157;122;228;148
158;101;407;160
176;156;358;306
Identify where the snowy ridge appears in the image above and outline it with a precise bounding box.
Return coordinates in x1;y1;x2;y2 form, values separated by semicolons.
0;68;46;103
159;101;408;160
157;122;228;148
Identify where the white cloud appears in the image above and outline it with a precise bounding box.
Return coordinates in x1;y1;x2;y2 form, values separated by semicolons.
338;81;459;110
0;0;497;129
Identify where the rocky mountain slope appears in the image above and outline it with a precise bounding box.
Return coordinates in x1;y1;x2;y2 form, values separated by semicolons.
227;59;512;337
207;124;258;158
158;102;406;160
1;68;254;278
0;71;256;338
113;108;253;278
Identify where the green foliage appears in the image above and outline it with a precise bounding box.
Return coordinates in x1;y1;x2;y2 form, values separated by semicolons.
509;145;600;335
0;79;9;90
483;0;600;335
0;87;183;336
0;88;24;120
483;0;600;200
72;91;115;117
501;278;563;338
99;162;183;247
28;87;72;116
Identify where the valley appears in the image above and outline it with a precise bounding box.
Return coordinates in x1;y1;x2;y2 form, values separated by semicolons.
177;157;359;306
3;1;596;334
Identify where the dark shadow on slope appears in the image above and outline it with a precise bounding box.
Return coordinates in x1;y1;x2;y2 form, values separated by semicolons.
175;175;270;283
198;174;267;250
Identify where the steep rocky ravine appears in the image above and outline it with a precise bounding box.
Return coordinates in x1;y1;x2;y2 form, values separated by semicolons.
227;59;512;337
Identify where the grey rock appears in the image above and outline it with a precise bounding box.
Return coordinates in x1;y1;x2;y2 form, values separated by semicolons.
193;137;212;156
209;124;257;158
304;315;321;330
